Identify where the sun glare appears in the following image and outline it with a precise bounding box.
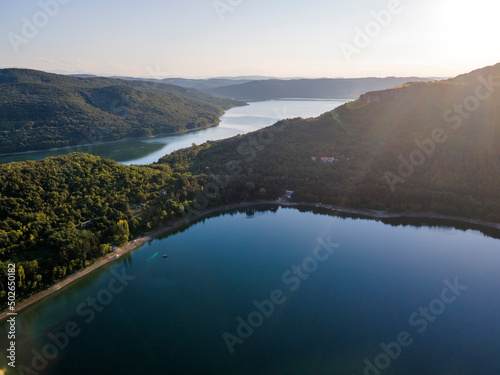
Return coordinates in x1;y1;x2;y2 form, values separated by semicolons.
441;0;500;50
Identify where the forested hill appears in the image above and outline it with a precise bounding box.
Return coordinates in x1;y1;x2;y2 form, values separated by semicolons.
208;77;435;101
0;153;205;309
0;69;244;154
160;63;500;223
1;64;499;311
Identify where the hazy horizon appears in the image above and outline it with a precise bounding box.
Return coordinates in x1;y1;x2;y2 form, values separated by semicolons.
0;67;450;81
2;0;500;79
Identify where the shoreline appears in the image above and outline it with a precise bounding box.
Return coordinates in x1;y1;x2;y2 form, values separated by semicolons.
0;99;251;159
278;201;500;230
0;124;220;158
1;200;499;321
0;114;234;158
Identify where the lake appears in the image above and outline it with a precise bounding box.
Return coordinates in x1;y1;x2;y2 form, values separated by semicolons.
2;206;500;375
0;99;348;166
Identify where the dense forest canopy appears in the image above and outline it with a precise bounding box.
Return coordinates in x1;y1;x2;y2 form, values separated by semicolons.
0;69;244;154
1;63;499;312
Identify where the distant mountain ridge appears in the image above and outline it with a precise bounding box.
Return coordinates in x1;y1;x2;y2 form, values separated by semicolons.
0;69;243;154
208;77;436;101
75;76;270;91
67;74;437;101
159;78;254;91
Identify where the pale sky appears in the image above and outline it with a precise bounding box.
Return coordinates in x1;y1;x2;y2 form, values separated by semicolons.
1;0;499;78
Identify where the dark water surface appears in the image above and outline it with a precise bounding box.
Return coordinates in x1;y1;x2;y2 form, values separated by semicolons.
2;207;500;375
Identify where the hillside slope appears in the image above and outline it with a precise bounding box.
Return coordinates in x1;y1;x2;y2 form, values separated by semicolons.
160;64;500;222
0;69;243;153
209;77;435;101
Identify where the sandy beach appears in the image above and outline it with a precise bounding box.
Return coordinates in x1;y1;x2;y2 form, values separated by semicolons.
1;200;499;321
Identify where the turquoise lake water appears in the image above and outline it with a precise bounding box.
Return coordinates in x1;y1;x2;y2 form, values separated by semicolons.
2;206;500;375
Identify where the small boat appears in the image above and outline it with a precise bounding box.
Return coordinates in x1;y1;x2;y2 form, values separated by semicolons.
163;254;168;258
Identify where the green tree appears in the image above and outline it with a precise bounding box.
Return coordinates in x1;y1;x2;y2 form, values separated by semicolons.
259;188;267;198
113;220;130;246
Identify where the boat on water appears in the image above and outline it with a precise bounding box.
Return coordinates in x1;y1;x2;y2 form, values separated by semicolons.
163;254;168;258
